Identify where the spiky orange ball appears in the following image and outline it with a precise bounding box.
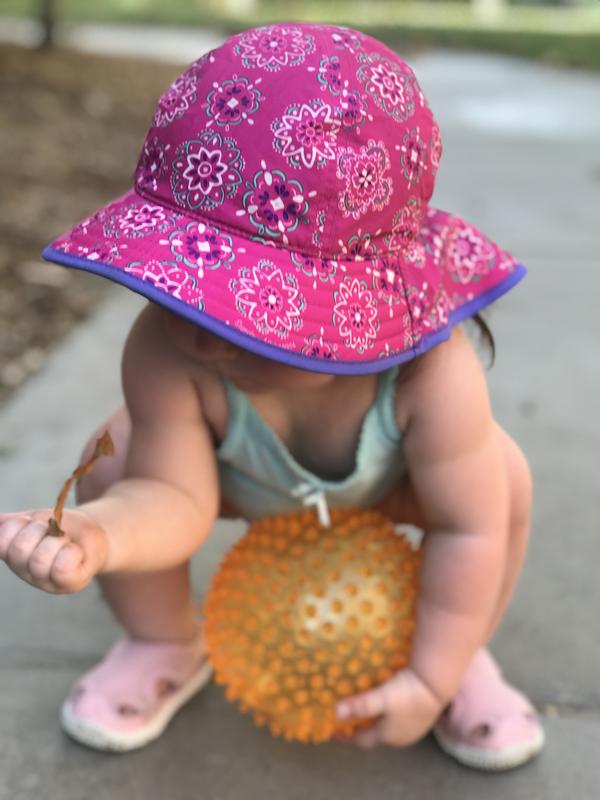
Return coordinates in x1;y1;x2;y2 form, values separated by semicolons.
203;507;421;743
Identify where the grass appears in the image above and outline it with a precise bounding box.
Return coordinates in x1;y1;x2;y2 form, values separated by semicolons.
3;0;600;70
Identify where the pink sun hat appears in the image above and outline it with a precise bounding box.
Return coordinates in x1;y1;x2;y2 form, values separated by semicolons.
42;23;525;374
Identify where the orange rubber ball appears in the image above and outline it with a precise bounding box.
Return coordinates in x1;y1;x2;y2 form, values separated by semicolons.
203;507;421;743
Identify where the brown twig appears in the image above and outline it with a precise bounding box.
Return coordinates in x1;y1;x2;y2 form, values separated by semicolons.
46;430;115;536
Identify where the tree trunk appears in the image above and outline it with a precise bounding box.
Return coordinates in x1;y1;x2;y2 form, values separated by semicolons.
39;0;55;49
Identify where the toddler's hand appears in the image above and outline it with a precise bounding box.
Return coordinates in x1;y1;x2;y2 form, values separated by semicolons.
335;667;444;749
0;508;108;594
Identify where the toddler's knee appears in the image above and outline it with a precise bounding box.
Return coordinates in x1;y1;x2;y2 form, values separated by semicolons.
501;431;533;529
75;406;130;503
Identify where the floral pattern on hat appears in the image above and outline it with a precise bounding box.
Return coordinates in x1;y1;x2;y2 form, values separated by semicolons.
317;56;342;96
430;124;443;173
337;139;392;220
397;128;429;186
153;73;200;128
339;88;369;131
272;100;340;169
171;132;244;212
386;198;425;264
231;259;305;338
234;25;315;71
126;258;205;308
339;230;378;262
163;220;235;276
136;136;171;193
43;23;525;374
290;251;340;288
241;162;311;242
104;202;172;239
333;276;379;353
58;238;126;264
357;53;416;123
331;27;364;53
302;329;339;359
439;221;496;285
204;76;264;129
370;255;406;310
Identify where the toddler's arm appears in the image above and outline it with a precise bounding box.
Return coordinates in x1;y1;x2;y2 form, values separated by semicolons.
337;328;510;746
401;328;509;704
0;306;220;592
78;305;220;573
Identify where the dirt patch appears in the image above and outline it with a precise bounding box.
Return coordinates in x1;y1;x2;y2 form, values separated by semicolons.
0;43;182;404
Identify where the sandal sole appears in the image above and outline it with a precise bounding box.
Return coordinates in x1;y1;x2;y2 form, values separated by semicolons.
432;723;545;771
60;656;213;752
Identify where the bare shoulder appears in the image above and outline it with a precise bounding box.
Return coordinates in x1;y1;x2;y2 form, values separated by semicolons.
395;327;494;460
121;303;204;424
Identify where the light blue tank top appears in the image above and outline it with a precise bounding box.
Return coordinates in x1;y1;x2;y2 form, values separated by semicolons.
216;368;406;521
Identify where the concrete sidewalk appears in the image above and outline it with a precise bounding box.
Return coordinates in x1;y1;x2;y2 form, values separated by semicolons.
1;45;600;799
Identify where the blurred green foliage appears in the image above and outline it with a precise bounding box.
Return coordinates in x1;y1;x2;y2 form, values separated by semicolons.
3;0;600;70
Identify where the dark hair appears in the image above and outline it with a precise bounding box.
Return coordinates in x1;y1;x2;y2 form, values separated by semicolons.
470;312;496;367
395;312;496;384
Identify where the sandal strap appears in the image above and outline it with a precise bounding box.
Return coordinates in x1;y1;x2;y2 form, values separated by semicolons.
72;634;208;720
436;649;542;749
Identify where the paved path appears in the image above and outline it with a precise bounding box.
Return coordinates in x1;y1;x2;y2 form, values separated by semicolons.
1;31;599;799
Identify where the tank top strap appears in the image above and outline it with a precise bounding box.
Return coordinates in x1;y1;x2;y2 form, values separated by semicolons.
220;368;402;458
373;367;403;443
218;378;249;459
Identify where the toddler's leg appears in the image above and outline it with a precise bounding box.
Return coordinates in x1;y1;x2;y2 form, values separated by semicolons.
76;404;198;643
60;404;213;752
483;425;533;640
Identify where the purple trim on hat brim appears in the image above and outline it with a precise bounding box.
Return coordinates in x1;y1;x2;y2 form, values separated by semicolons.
42;245;526;375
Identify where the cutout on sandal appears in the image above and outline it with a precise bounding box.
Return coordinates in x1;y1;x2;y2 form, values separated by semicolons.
470;723;492;739
115;679;182;716
155;678;181;699
117;704;140;717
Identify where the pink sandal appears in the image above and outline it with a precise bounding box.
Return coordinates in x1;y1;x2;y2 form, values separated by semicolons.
432;649;545;771
60;631;212;752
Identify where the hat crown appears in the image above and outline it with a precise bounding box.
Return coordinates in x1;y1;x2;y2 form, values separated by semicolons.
134;23;441;260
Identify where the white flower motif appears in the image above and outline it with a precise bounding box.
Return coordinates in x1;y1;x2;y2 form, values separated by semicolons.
273;102;339;169
182;147;226;194
234;26;314;71
333;278;378;352
153;75;198;127
444;227;494;284
172;133;243;212
126;259;203;306
232;260;303;338
357;55;416;122
118;204;166;235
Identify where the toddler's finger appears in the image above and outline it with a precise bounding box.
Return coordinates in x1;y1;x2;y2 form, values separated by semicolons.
27;534;73;583
50;543;88;591
347;722;383;750
337;686;386;722
0;515;38;553
0;510;48;529
5;519;49;576
0;517;27;558
0;511;35;524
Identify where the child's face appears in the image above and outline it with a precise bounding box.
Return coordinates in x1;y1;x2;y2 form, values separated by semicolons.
157;306;333;394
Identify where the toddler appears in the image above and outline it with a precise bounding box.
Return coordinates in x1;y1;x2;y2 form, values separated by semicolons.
0;23;543;770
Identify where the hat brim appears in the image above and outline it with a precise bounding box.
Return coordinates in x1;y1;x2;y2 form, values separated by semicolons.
42;188;525;375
